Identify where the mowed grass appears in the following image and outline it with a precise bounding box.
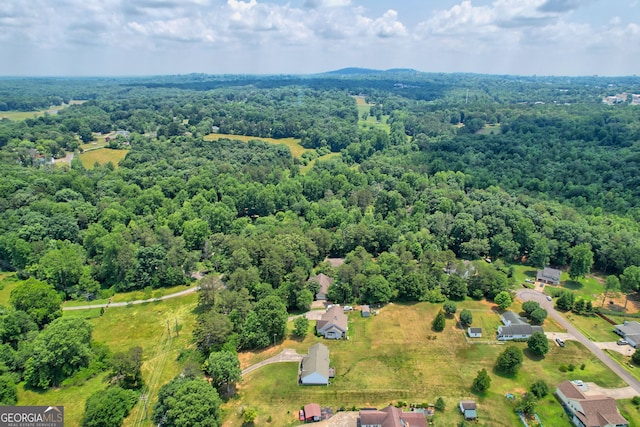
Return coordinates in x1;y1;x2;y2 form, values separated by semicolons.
17;294;199;427
63;284;194;308
79;148;128;169
618;399;640;426
0;103;69;121
230;302;622;427
563;312;619;342
204;133;312;158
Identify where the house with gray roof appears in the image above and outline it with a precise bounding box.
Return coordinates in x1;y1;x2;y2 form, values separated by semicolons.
299;343;330;385
497;310;543;341
459;400;477;420
614;321;640;348
316;305;348;339
537;267;562;285
556;380;628;427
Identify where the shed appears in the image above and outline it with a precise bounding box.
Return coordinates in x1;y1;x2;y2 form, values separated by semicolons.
459;400;477;420
361;305;370;317
303;403;321;422
468;327;482;338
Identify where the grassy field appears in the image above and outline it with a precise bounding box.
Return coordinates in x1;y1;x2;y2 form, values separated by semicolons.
476;124;501;135
300;152;341;174
18;294;199;427
79;147;128;169
228;301;622;427
0;272;19;305
204;133;312;158
0;103;70;121
618;398;640;426
63;284;194;308
563;312;619;342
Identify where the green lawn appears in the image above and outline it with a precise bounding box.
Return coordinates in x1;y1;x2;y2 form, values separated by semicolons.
0;272;19;305
618;399;640;426
63;284;193;307
300;152;341;175
229;301;623;427
17;294;199;427
563;312;619;342
0;103;69;121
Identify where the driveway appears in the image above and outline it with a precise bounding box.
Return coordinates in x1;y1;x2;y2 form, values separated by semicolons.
241;348;304;376
288;309;326;322
516;289;640;395
596;342;636;357
63;285;200;310
583;383;637;399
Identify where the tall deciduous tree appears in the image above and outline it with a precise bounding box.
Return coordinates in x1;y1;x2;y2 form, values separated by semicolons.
602;275;621;307
472;368;491;393
495;345;523;374
109;347;144;390
153;377;222;427
494;291;512;310
82;386;137;427
527;331;549;356
24;317;93;389
460;309;473;326
205;351;241;395
621;266;640;309
569;243;594;280
9;278;62;328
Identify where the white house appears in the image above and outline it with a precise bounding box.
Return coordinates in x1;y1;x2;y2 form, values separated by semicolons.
536;267;561;285
497;310;543;341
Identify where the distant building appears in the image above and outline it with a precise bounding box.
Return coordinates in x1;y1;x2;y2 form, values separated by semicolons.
556;380;628;427
308;273;333;301
536;267;561;285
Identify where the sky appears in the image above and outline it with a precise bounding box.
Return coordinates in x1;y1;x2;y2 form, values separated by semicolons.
1;0;639;77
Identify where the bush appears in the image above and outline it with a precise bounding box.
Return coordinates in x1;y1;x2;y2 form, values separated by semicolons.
530;380;549;398
559;365;568;372
432;311;446;332
435;397;446;411
632;396;640;406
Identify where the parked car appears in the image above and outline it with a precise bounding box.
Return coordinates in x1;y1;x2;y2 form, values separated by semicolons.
556;338;565;347
617;339;629;346
525;279;533;283
343;306;353;312
546;295;553;301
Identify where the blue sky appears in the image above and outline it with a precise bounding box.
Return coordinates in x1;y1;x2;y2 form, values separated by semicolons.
1;0;639;76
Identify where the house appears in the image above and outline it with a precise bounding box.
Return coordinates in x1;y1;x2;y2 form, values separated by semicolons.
361;305;370;317
303;403;321;422
105;130;130;143
300;343;330;385
308;273;334;301
536;267;562;285
613;321;640;348
468;327;482;338
459;400;477;420
359;405;427;427
316;305;348;339
556;380;629;427
497;310;543;340
501;311;528;326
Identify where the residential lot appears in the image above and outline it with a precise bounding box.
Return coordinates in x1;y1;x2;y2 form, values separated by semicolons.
227;301;626;427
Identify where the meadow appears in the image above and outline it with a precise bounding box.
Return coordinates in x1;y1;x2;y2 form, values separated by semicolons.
78;147;128;169
227;301;622;427
204;133;311;158
18;294;199;427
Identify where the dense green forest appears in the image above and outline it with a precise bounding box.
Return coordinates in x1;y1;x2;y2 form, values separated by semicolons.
1;72;640;423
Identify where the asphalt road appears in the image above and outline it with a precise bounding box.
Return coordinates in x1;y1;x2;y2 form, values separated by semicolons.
62;286;200;310
516;289;640;394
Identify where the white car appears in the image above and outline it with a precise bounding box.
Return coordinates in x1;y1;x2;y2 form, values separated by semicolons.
546;295;552;301
343;306;353;312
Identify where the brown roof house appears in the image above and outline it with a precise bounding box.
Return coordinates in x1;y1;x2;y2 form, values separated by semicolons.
359;406;427;427
459;400;477;420
308;273;334;301
316;305;348;339
556;380;628;427
300;343;330;385
536;267;562;285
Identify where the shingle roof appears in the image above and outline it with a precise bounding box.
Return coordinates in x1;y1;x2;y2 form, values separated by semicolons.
317;305;348;333
498;324;543;336
300;343;330;381
359;406;426;427
557;381;629;427
502;311;526;325
537;267;561;282
303;403;321;419
309;273;334;297
615;321;640;336
460;400;476;410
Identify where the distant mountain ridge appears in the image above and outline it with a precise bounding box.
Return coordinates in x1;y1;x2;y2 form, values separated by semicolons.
321;67;419;75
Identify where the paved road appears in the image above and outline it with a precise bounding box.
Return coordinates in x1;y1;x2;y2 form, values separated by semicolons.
241;349;304;376
516;289;640;395
62;286;200;310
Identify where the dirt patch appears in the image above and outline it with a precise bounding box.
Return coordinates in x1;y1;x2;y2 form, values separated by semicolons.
601;293;640;314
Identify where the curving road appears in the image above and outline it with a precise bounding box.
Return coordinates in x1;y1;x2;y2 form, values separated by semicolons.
516;289;640;395
62;286;200;310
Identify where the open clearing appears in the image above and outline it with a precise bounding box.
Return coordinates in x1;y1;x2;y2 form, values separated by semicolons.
228;301;623;427
0;101;83;121
79;147;128;169
204;133;311;158
19;294;198;427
